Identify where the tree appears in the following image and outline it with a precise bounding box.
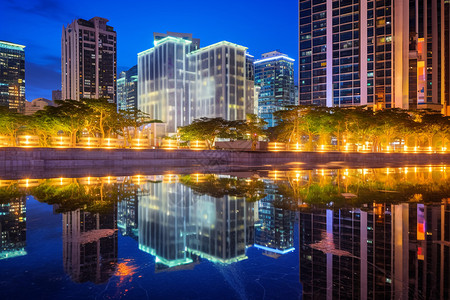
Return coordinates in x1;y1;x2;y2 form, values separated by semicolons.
178;117;229;149
0;107;27;146
46;100;90;146
243;114;267;151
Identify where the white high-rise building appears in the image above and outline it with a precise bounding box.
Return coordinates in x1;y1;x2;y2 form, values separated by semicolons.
138;32;254;134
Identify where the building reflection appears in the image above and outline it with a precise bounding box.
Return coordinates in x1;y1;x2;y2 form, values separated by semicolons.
63;206;118;283
254;180;295;258
137;175;257;271
0;196;26;260
299;201;450;299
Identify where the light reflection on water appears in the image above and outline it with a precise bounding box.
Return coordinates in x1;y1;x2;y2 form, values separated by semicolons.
0;166;449;299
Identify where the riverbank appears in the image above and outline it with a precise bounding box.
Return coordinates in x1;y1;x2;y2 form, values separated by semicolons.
1;147;449;179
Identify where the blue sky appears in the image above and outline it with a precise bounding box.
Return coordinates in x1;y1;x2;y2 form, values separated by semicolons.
0;0;298;101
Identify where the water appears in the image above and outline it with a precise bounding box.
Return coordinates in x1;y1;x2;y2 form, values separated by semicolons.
0;166;449;299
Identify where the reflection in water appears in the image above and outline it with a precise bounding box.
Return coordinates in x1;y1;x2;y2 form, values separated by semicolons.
0;166;449;299
254;180;295;257
0;191;26;260
63;207;118;284
299;202;450;299
138;175;258;271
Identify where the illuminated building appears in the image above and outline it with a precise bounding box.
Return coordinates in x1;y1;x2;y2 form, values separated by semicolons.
187;42;254;121
254;182;295;257
137;176;256;269
62;208;118;283
117;65;138;111
62;17;117;102
298;0;449;113
186;192;256;264
0;197;26;260
117;188;139;240
138;32;254;134
299;202;450;299
0;41;25;113
254;51;295;127
138;32;199;134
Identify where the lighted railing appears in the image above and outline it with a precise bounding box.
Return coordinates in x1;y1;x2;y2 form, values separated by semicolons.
288;143;305;152
0;180;14;187
101;176;117;184
100;138;122;149
49;177;72;186
161;139;178;150
268;142;286;151
130;138;150;149
0;136;12;147
163;174;179;183
50;136;71;148
17;178;41;188
403;146;436;153
17;135;39;147
77;137;100;148
189;140;207;150
317;145;336;152
341;143;357;152
78;177;101;185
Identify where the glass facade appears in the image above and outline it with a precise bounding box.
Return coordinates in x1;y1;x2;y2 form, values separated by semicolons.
138;35;197;133
299;0;449;112
254;51;295;127
117;65;138;111
138;33;253;134
0;41;25;113
187;42;251;121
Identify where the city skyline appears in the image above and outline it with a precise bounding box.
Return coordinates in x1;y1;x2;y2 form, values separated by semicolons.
0;0;298;102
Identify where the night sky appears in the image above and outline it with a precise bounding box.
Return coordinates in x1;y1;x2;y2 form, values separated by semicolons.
0;0;298;101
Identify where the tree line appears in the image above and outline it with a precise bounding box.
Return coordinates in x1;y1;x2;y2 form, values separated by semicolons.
179;106;450;152
0;98;159;147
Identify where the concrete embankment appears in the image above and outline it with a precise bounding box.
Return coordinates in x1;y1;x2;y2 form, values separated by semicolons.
0;147;449;178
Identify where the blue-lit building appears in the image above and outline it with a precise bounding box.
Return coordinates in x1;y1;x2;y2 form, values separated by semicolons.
254;51;295;127
138;32;255;134
0;41;25;113
254;181;295;257
117;65;138;111
298;0;450;113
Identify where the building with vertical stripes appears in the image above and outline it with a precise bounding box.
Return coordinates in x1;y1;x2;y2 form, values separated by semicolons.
138;32;254;134
298;0;450;114
62;17;117;102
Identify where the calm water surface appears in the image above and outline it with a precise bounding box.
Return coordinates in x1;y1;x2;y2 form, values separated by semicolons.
0;166;449;299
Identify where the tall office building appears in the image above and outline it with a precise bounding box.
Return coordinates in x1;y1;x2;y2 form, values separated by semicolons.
254;51;295;127
117;65;138;111
187;41;253;121
0;197;26;260
0;41;25;113
63;208;118;283
254;182;295;257
138;32;254;134
298;0;450;113
62;17;117;102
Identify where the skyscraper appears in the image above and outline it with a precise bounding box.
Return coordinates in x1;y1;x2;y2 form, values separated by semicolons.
0;41;25;113
254;51;295;127
117;65;138;111
298;0;449;114
138;32;254;134
61;17;117;102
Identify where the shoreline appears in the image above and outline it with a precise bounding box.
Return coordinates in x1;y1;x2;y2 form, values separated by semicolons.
1;147;449;179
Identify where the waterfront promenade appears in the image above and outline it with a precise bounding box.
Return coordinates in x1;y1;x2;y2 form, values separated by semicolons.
1;147;449;179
